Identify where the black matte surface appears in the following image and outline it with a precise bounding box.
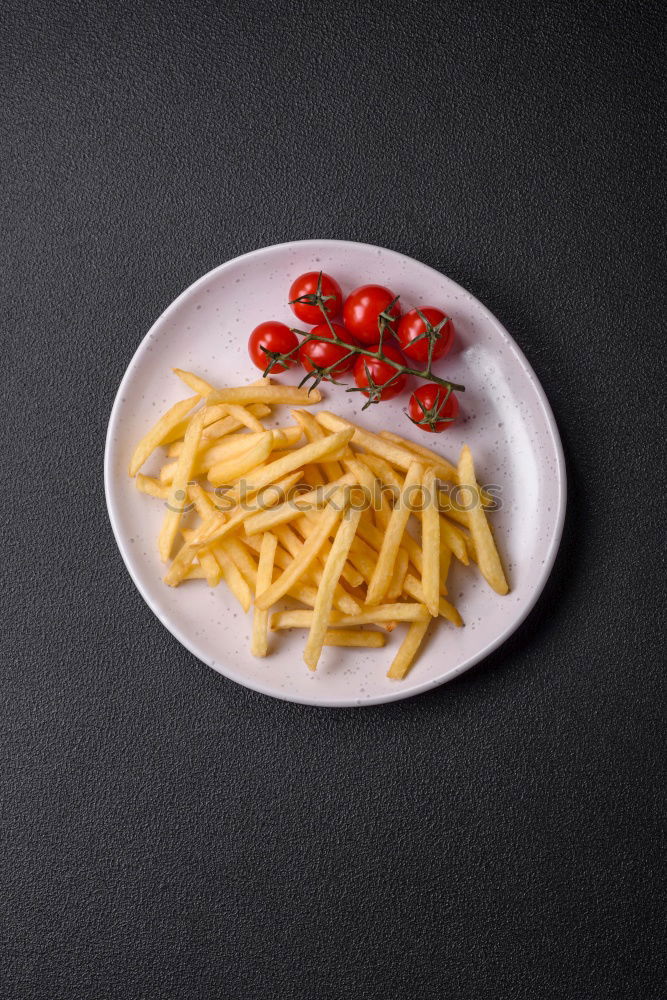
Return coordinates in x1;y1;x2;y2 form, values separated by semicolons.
2;2;665;998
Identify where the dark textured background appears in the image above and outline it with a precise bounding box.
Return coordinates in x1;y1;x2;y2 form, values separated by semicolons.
2;1;665;998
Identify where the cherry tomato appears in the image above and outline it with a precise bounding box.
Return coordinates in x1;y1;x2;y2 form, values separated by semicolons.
299;323;358;379
343;284;402;345
408;383;459;432
248;321;299;373
353;342;407;402
289;271;343;325
396;308;454;364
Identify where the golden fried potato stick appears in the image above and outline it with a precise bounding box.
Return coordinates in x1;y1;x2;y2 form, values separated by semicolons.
267;520;361;616
173;368;269;392
224;429;353;504
293;513;365;590
164;471;302;586
129;395;200;476
386;546;409;602
457;445;509;595
387;619;431;680
439;543;452;594
359;453;468;565
182;528;221;587
271;604;430;630
207;386;322;406
183;564;208;580
378;430;494;510
220;535;258;588
402;574;463;627
158;408;207;561
290;409;344;481
241;535;323;609
173;371;269;430
202;403;271;444
224;406;264;432
207;432;274;486
323;630;386;648
302;465;325;488
316;411;456;482
273;527;351;612
304;501;363;671
254;498;348;611
135;474;170;499
172;368;215;395
366;461;424;605
421;467;440;616
251;532;277;657
187;482;218;518
212;540;252;611
378;430;457;482
196;403;271;446
170;426;290;463
242;474;356;535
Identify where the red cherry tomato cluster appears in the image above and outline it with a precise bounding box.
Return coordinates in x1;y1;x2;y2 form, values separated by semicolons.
247;271;460;431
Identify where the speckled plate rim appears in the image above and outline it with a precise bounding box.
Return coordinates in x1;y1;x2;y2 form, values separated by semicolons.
104;239;566;707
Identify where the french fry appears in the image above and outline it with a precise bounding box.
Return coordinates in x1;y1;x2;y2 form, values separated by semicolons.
273;522;309;559
158;408;206;561
135;474;170;499
378;431;493;509
254;502;345;610
402;574;463;626
269;522;361;615
163;397;271;446
270;604;430;630
304;501;362;671
302;465;325;488
316;411;440;478
182;528;221;587
359;453;468;565
323;630;386;648
187;482;217;519
195;426;302;466
207;386;322;406
421;467;440;616
294;513;365;589
173;370;273;432
221;404;264;432
224;429;353;504
172;368;215;395
212;540;252;611
436;512;469;565
197;403;271;445
387;619;431;680
242;474;356;535
242;535;322;608
164;471;302;586
207;432;274;485
457;445;509;595
184;564;207;580
386;546;409;602
439;542;452;595
220;535;258;588
129;395;200;475
291;409;343;481
378;430;458;482
366;461;423;605
251;532;277;656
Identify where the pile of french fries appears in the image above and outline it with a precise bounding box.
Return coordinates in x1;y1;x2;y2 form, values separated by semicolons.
129;369;509;680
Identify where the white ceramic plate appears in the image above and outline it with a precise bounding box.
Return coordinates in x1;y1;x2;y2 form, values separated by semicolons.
105;239;566;707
